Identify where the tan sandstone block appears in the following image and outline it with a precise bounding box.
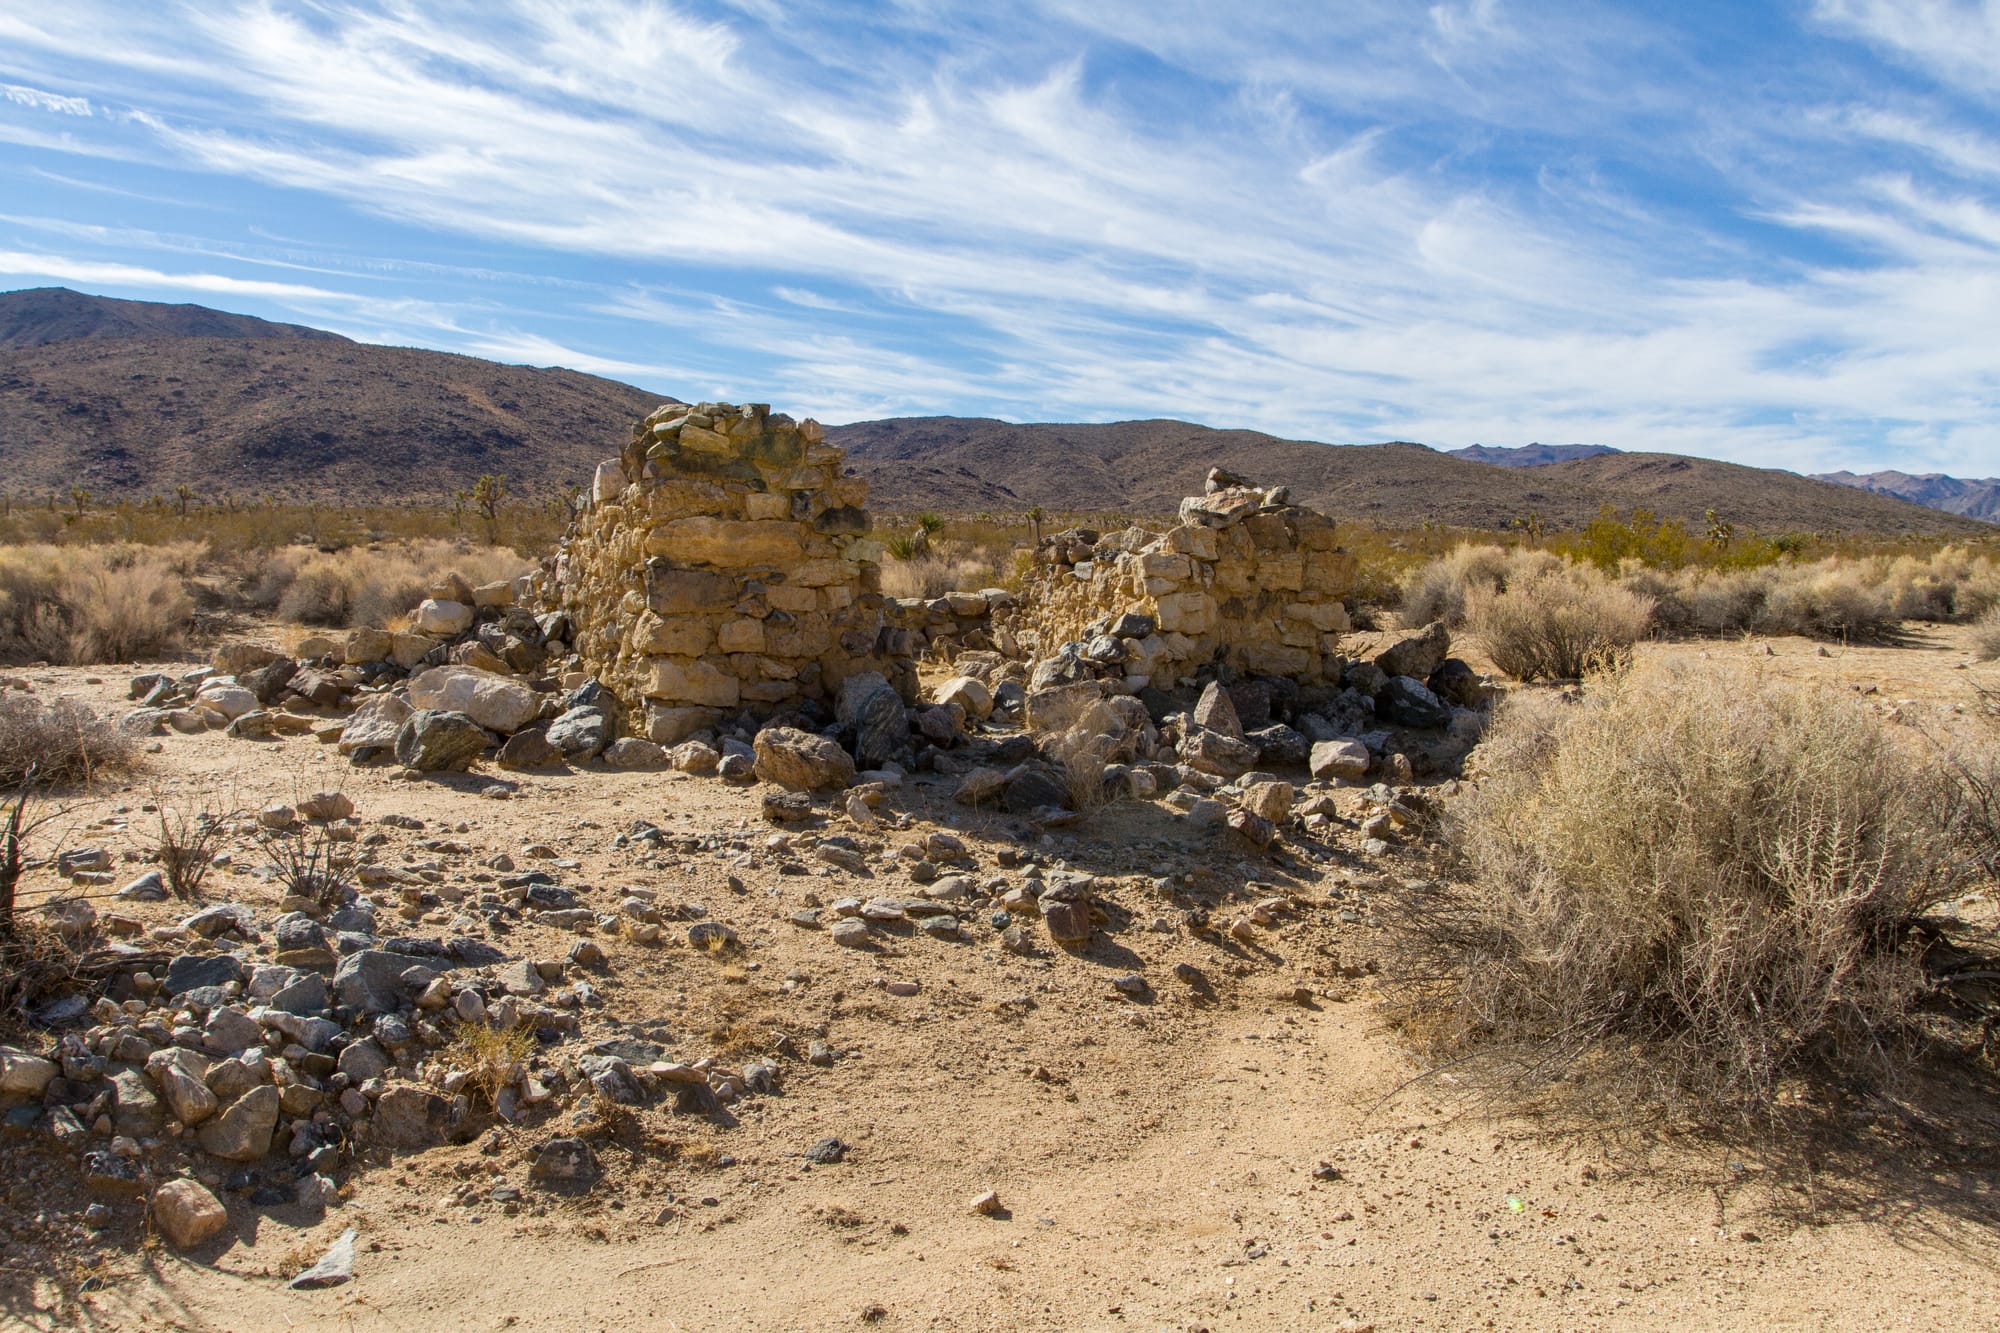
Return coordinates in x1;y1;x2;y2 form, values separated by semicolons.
644;658;740;708
1161;525;1220;561
744;492;790;520
820;585;853;612
1285;600;1350;633
791;559;848;588
717;618;767;653
633;612;713;657
1259;553;1304;590
1154;591;1216;635
767;584;819;613
645;518;809;567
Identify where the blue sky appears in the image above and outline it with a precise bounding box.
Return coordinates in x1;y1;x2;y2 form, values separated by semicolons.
0;1;1996;475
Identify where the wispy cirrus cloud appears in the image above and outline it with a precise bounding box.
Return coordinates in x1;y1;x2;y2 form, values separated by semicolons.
0;1;1993;474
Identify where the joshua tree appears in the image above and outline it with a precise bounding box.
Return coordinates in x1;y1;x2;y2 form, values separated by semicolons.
1026;504;1046;547
1705;507;1734;549
175;483;195;517
472;473;508;541
68;486;89;517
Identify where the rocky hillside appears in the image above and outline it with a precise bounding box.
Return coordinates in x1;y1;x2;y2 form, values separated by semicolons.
0;286;349;349
0;288;671;502
833;417;1987;534
1817;469;2000;524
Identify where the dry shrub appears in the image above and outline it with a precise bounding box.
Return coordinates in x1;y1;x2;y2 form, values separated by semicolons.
153;794;235;901
1467;562;1652;680
1381;658;1974;1123
0;695;134;787
447;1022;536;1110
0;545;194;664
1032;694;1125;812
251;541;529;628
263;823;356;912
1401;544;1545;628
1971;607;2000;663
878;540;999;601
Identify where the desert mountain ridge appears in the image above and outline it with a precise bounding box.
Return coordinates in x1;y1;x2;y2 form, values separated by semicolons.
1815;469;2000;524
0;287;1986;533
1445;443;1621;466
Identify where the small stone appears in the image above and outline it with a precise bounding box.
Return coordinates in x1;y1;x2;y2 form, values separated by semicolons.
969;1190;1004;1217
804;1136;848;1164
152;1179;230;1249
830;919;871;949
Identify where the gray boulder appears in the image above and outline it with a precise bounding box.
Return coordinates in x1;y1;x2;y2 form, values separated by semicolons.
753;726;857;792
546;706;614;759
838;672;909;770
198;1084;279;1161
1375;621;1451;683
1377;676;1452;729
393;710;490;772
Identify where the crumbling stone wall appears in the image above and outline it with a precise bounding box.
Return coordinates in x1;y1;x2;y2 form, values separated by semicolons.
1001;471;1358;689
546;402;908;744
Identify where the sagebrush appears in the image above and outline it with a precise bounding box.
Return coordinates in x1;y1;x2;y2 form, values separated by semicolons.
1379;657;1976;1124
0;694;134;787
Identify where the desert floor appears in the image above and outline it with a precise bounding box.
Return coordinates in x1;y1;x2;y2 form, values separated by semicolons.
6;623;1998;1333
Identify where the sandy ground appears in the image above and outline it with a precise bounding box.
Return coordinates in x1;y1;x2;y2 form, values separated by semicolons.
4;623;1998;1332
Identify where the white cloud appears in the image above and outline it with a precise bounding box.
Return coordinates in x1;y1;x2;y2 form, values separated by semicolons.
0;1;1994;473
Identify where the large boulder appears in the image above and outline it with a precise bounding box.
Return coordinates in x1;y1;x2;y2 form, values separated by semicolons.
934;676;993;721
1309;738;1371;783
407;665;540;734
413;598;474;636
546;706;614;759
0;1047;57;1096
1377;676;1451;729
1375;621;1451;683
393;710;490;772
197;1084;279;1161
152;1179;230;1249
838;672;909;770
337;693;413;755
1191;681;1246;741
753;727;857;792
1179;725;1258;778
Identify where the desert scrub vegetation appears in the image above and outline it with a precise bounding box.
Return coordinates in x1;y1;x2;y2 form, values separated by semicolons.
1404;539;2000;652
1973;607;2000;662
1466;561;1654;680
247;540;530;628
0;694;134;787
0;544;196;664
1379;657;1980;1125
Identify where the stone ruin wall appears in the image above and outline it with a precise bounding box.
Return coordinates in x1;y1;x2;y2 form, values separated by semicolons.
547;409;1362;731
996;475;1359;690
545;401;913;744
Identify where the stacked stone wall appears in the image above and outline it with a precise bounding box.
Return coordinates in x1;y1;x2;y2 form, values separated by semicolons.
545;401;907;743
1001;474;1358;689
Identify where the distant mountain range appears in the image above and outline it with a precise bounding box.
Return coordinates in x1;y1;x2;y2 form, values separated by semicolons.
831;418;1983;534
1445;443;1621;466
0;287;671;501
0;287;1986;534
1813;470;2000;525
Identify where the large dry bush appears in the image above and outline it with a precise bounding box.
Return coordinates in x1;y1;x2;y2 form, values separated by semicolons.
878;540;1001;601
1466;561;1653;680
1381;658;1975;1122
249;541;530;627
1400;544;1560;628
1973;607;2000;663
0;694;135;786
0;544;195;664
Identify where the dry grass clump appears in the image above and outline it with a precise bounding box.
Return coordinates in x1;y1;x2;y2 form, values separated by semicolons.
0;694;134;787
0;544;195;664
1401;544;1552;627
447;1021;536;1110
249;540;529;627
1381;658;1974;1123
1466;561;1653;681
1970;607;2000;662
153;795;235;901
878;540;1000;601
